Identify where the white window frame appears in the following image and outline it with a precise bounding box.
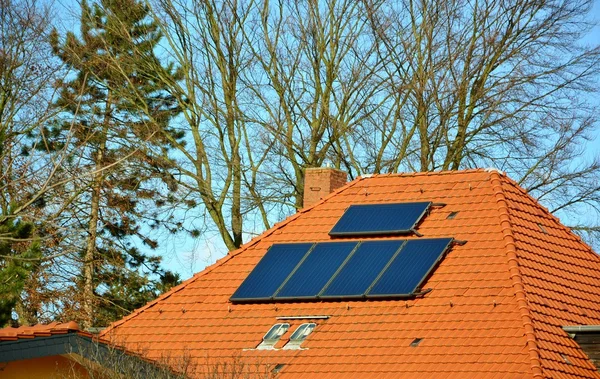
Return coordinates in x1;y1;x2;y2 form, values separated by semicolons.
283;323;316;350
256;323;290;350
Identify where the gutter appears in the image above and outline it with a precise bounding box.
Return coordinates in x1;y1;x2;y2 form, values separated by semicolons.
563;325;600;334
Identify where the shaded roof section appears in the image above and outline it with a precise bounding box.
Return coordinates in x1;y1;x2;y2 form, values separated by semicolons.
0;321;84;342
0;321;177;377
0;322;97;364
98;169;600;378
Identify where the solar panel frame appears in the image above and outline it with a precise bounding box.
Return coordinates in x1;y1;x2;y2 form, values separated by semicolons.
319;240;406;299
273;241;359;300
329;202;432;237
229;242;314;302
366;238;453;298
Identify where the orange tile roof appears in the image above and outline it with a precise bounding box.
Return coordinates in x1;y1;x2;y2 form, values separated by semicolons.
99;169;600;378
0;321;83;341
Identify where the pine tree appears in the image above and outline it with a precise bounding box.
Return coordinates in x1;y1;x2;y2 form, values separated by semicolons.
0;217;41;326
49;0;182;328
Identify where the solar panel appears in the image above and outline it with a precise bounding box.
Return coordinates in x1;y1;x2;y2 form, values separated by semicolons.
329;202;431;236
320;240;405;298
367;238;452;297
230;237;454;303
230;243;313;301
274;241;358;299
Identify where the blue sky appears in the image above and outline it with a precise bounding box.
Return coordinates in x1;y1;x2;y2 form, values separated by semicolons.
51;0;600;281
156;0;600;281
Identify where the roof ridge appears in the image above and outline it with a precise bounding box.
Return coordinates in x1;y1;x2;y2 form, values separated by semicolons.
100;176;365;337
358;168;489;179
489;171;543;378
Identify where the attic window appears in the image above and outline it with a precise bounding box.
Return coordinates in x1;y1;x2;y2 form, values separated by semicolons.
257;323;289;350
272;364;285;373
283;323;316;350
447;211;459;220
410;338;423;347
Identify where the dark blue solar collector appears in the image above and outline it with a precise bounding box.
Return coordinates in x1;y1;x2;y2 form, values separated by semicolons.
274;241;358;299
367;238;453;297
230;243;313;301
329;202;431;237
320;240;405;298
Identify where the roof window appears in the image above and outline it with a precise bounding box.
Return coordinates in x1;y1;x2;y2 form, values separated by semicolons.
257;323;289;350
283;323;316;350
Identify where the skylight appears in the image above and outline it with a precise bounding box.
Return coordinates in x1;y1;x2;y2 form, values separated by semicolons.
283;323;316;350
257;323;289;350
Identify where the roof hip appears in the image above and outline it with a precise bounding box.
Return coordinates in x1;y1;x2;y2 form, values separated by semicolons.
489;171;544;379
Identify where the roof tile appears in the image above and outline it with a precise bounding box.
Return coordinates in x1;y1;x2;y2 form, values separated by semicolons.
0;322;82;341
89;170;600;378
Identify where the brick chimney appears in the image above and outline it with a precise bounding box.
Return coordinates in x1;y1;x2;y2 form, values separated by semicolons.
303;167;348;208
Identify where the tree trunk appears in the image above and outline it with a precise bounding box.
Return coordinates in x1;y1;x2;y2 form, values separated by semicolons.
82;94;111;329
81;143;104;329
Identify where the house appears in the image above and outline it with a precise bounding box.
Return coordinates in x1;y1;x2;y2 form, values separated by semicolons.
0;322;94;378
0;321;176;378
2;168;600;378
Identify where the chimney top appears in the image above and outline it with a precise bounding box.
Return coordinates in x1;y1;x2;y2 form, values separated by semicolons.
303;167;347;208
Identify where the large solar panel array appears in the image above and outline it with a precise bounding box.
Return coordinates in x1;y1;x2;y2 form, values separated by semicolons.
230;238;453;303
329;202;432;237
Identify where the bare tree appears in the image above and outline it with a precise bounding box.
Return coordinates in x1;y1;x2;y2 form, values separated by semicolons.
149;0;265;250
144;0;389;253
245;0;387;207
355;0;600;237
140;0;600;251
0;0;70;326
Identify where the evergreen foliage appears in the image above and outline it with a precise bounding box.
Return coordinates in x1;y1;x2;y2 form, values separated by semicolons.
48;0;182;327
0;216;41;326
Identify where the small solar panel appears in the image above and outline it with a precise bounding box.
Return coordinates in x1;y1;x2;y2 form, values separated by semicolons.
367;238;452;297
320;240;404;298
329;202;431;236
230;243;313;301
274;241;358;299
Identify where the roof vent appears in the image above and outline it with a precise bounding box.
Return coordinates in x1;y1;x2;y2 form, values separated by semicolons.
410;338;423;347
272;363;285;373
283;323;316;350
257;323;289;350
446;211;459;220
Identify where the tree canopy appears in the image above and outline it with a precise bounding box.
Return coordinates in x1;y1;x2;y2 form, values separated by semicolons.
1;0;598;327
